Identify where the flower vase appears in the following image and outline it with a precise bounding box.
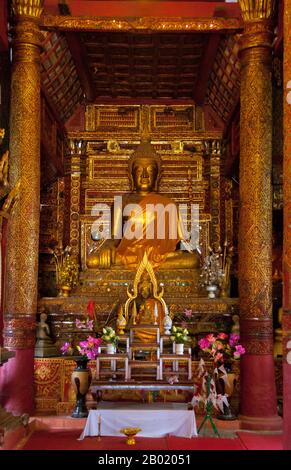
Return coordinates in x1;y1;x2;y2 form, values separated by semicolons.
206;285;217;299
163;313;172;335
71;357;92;418
61;285;71;297
175;343;184;355
106;343;116;354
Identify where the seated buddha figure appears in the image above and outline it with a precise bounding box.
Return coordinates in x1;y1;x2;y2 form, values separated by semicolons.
133;278;164;343
87;139;200;270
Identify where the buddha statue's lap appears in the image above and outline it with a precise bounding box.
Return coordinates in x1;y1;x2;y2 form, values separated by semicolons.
87;140;200;271
87;245;198;270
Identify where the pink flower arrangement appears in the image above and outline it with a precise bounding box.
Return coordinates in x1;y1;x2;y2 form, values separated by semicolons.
184;309;193;318
60;336;102;360
75;318;94;330
198;332;246;365
60;316;102;360
77;336;102;360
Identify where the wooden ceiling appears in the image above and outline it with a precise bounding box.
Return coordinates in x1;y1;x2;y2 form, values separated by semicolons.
39;2;243;126
80;32;207;100
40;29;241;126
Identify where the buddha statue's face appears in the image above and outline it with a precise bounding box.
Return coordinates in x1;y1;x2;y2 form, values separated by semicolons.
132;158;158;193
139;281;152;299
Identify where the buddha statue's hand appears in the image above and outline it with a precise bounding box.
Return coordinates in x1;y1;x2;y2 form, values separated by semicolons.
87;246;112;268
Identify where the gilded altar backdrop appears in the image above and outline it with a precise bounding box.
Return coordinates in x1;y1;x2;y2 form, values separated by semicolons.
38;103;239;345
36;103;239;415
283;0;291;449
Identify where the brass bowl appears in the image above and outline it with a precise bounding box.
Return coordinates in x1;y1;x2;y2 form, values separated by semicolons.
120;427;141;445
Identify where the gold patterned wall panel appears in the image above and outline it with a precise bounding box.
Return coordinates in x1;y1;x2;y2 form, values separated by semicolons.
209;143;221;251
84;105;206;137
40;178;64;252
69;174;81;256
34;358;62;401
284;0;291;313
34;358;97;414
85;105;141;132
283;5;291;441
64;140;87;257
84;151;205;214
224;179;233;245
150;105;196;132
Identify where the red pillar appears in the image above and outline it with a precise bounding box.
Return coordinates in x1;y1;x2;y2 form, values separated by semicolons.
238;0;281;430
0;1;44;415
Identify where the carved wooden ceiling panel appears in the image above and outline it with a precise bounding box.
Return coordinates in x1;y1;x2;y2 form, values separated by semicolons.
80;32;207;99
41;31;83;121
39;30;240;126
206;35;240;122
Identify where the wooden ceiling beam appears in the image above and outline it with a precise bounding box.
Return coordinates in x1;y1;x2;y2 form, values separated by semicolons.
193;33;221;106
65;32;96;103
40;16;242;33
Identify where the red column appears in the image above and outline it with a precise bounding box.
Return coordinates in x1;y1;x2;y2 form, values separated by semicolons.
0;1;44;415
238;0;281;431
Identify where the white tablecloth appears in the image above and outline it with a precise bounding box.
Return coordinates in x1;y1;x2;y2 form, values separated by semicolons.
79;408;197;439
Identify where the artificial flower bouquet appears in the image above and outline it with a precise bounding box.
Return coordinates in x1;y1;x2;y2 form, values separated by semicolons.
192;358;230;436
170;325;190;344
198;332;246;365
101;326;119;346
60;336;101;360
60;316;102;360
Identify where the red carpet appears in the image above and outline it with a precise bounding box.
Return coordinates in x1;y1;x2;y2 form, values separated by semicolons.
167;435;244;450
22;431;167;450
237;432;283;450
20;430;283;451
21;430;243;450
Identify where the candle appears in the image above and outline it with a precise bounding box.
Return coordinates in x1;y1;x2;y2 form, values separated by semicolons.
97;414;101;440
154;302;158;325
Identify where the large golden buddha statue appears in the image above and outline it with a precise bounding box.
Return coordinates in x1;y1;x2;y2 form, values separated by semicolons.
87;140;200;270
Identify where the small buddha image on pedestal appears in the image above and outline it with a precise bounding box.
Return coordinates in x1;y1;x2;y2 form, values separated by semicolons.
35;311;58;358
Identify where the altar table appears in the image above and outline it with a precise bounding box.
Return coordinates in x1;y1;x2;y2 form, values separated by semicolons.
79;404;197;439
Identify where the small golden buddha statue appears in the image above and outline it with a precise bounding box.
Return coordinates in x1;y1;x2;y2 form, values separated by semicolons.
87;140;200;270
133;278;164;343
